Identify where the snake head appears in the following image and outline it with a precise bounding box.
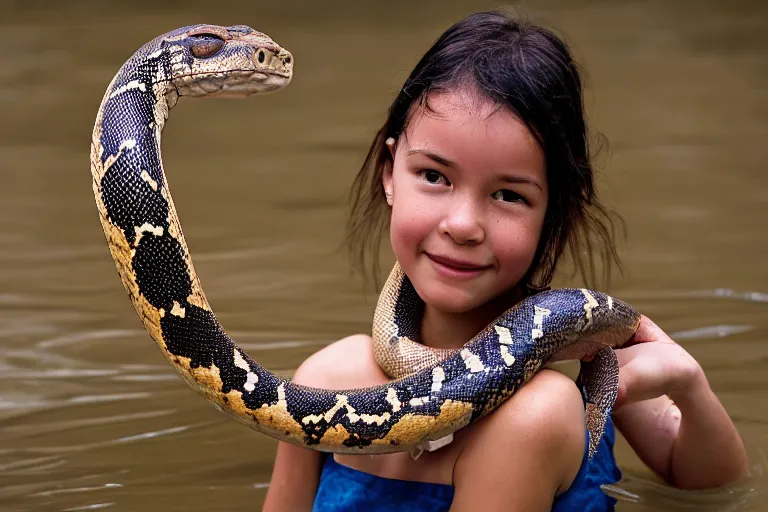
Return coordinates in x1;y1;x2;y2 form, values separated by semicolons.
167;24;293;98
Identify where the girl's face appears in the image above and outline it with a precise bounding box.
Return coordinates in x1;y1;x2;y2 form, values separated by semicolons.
383;89;548;314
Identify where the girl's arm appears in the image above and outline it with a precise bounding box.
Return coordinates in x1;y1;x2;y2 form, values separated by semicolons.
612;316;750;490
263;441;324;512
451;370;586;512
263;334;381;511
262;357;327;512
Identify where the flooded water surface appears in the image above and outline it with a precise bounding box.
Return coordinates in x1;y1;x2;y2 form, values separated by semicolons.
0;0;766;510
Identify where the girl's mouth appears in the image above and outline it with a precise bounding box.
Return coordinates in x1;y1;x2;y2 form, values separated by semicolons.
426;253;491;278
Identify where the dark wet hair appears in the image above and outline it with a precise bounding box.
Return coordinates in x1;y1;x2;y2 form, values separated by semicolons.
347;10;621;291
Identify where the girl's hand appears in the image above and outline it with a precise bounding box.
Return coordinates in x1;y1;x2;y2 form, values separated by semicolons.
613;315;705;410
609;315;750;489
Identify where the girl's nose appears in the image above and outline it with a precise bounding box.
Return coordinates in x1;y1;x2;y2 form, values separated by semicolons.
439;199;485;245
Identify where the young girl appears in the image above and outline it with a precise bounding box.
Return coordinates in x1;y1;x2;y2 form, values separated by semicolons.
264;11;749;511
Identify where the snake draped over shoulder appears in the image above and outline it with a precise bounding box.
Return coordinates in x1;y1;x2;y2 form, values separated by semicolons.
90;25;641;456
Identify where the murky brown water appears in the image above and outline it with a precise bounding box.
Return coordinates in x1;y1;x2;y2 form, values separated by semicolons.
0;0;766;510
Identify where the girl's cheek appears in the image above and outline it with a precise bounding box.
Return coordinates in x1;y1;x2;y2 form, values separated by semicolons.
389;205;412;252
390;197;438;260
491;220;540;268
391;207;426;251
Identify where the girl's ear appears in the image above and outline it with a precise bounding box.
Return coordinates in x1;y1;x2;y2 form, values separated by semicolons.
383;166;394;206
383;137;397;206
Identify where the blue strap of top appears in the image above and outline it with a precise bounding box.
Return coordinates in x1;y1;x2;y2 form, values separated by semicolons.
312;418;620;512
553;418;621;511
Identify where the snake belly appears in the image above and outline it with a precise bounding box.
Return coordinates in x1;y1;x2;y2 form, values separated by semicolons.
91;24;642;455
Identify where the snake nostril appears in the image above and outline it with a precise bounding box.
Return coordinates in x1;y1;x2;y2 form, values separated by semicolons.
284;55;291;64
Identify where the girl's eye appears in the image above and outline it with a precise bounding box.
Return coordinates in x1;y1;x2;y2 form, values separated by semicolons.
491;189;525;203
421;170;450;186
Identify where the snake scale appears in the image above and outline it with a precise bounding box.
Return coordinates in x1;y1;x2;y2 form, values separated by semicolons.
90;25;641;456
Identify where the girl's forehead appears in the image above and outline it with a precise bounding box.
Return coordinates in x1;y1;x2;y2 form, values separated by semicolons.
402;90;544;176
416;87;500;120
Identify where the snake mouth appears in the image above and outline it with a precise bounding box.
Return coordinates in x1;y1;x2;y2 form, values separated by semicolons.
174;69;292;80
172;68;292;97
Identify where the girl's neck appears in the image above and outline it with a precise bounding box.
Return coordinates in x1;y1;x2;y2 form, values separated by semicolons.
420;287;525;350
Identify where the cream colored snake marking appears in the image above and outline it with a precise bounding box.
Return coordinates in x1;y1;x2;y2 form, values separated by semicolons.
91;24;641;456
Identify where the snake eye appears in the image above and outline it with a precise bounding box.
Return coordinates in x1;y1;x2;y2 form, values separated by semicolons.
190;34;225;58
256;49;267;64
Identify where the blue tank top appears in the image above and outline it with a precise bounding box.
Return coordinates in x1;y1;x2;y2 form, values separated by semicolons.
312;418;621;511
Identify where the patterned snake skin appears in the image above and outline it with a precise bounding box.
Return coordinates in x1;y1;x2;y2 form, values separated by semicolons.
90;24;641;456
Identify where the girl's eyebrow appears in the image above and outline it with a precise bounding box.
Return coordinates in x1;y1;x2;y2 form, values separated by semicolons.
405;148;455;167
499;175;545;192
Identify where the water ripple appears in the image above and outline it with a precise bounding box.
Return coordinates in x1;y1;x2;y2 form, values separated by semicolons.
670;325;754;341
706;289;768;303
1;369;119;379
624;289;768;304
31;483;122;497
0;392;150;412
36;329;140;349
5;422;212;455
0;410;175;439
63;503;115;511
116;425;189;443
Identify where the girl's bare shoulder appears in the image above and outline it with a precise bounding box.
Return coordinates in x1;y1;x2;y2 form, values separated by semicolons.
292;334;389;389
459;369;586;455
452;370;587;508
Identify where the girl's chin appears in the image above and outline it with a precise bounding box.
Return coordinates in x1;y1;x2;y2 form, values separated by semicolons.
417;286;487;315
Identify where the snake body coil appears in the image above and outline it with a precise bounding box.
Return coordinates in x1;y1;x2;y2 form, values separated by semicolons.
91;25;641;456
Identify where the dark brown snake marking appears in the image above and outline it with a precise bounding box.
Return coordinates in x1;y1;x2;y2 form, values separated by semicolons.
91;24;641;456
